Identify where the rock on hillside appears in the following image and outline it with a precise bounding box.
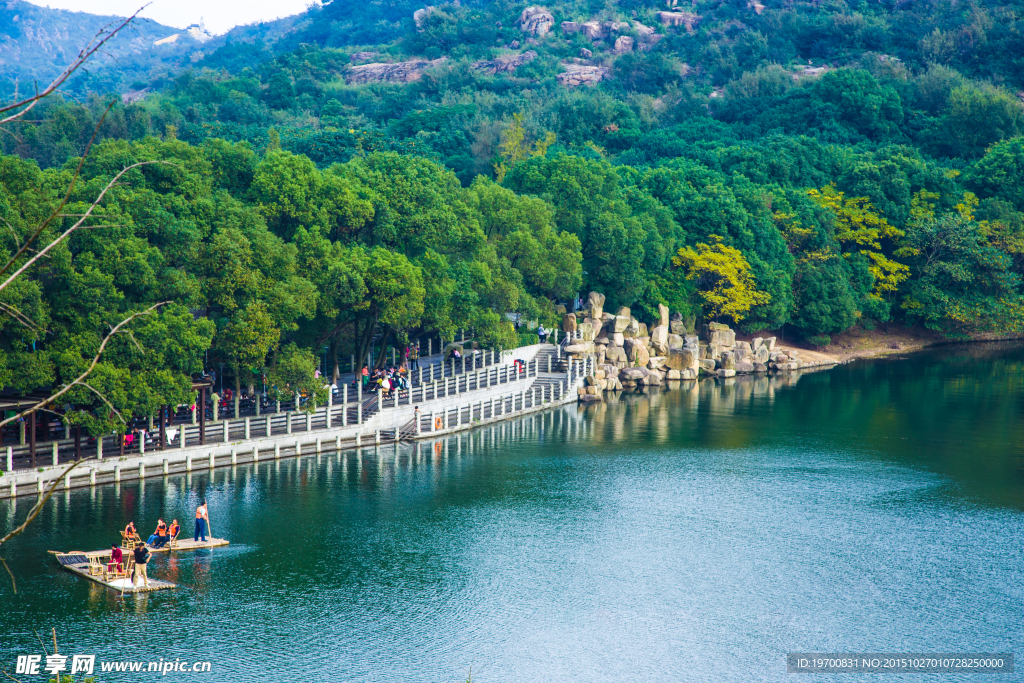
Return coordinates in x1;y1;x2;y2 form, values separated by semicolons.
519;7;555;36
474;50;538;75
345;58;447;84
657;11;700;31
557;63;609;87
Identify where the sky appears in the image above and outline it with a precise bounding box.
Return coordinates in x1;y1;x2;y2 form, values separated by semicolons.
21;0;315;35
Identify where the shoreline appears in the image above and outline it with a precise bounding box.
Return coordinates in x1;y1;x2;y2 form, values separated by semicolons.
742;328;1024;367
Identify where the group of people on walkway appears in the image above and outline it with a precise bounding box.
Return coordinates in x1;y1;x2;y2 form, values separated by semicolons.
361;365;409;398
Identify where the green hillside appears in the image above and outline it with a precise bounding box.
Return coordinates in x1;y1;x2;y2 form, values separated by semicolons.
1;0;1023;418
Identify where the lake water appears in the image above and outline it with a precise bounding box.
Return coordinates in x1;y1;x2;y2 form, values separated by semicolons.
1;343;1022;682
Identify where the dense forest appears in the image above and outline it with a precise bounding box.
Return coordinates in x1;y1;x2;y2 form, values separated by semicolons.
1;0;1024;431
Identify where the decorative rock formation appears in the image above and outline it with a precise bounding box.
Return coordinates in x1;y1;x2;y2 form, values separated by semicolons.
625;338;650;365
561;21;580;34
562;313;577;332
651;325;669;355
658;303;669;328
519;6;555;36
557;64;610;87
474;50;538;74
588;291;606;318
347;58;447;84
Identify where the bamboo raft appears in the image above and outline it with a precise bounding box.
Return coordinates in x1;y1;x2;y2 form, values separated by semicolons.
51;537;229;593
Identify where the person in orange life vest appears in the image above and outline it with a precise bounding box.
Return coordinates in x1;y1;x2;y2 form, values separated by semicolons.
147;519;168;548
124;521;137;542
168;519;180;543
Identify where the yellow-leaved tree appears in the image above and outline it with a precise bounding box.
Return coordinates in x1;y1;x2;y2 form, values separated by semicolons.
672;235;771;323
808;183;910;298
494;113;556;183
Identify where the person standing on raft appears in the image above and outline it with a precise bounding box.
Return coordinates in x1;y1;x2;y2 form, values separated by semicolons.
194;501;209;542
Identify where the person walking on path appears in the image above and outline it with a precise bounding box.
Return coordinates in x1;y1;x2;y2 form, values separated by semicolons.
538;324;547;344
133;542;151;587
194;501;209;542
409;343;419;370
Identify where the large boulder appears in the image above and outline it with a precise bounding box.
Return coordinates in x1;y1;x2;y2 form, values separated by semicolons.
578;321;597;341
562;313;577;332
561;20;581;33
557;64;610;87
612;332;625;347
755;345;770;363
649;356;666;369
347;58;448;84
657;10;699;30
622;318;641;339
764;336;777;351
657;303;670;328
708;327;736;348
680;368;698;380
617;306;632;318
625;338;650;365
651;325;669;355
716;368;737;378
666;347;697;370
721;351;736;370
752;337;763;350
614;316;630;333
639;372;662;386
620;367;648;381
605;345;627;363
581;20;606;40
474;51;539;74
698;359;716;373
666;369;681;380
564;342;594;355
587;291;606;319
578;393;603;403
736;340;751;352
667;334;684;349
735;361;754;373
753;362;768;373
637;322;648;338
519;6;555;36
613;35;635;53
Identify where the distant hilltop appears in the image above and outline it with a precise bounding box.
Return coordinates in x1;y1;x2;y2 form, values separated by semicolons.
0;0;199;85
155;18;213;46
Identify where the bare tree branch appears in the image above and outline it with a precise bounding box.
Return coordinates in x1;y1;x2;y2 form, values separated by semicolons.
0;160;174;294
0;457;92;593
0;558;15;595
79;382;125;422
0;6;150;125
0;301;43;332
0;302;169;432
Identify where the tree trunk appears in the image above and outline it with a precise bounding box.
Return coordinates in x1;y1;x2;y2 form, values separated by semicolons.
331;335;340;385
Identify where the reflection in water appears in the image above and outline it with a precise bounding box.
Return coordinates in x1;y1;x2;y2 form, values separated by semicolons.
0;344;1022;682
